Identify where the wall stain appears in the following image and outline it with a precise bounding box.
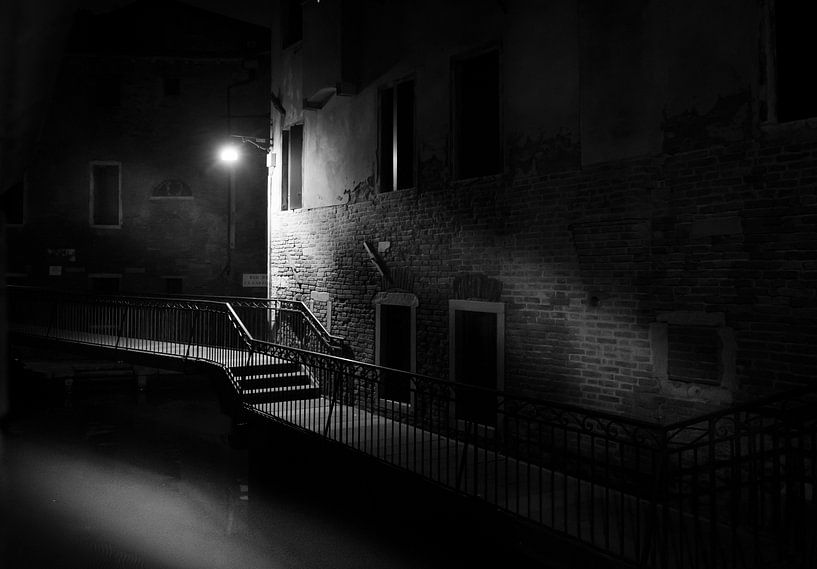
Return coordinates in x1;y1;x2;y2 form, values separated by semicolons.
662;91;752;154
418;153;449;191
508;130;580;176
339;172;376;204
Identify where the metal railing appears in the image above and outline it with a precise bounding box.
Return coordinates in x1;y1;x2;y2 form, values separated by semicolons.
6;285;817;569
659;388;817;569
142;291;345;356
7;287;256;393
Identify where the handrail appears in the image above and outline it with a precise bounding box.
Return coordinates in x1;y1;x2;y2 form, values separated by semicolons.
139;290;345;353
663;383;817;432
6;285;344;356
6;285;817;569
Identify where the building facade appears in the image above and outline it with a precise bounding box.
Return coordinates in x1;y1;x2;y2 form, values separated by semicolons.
3;0;270;296
266;0;816;421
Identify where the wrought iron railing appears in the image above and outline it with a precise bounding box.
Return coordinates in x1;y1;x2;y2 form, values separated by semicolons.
6;286;817;569
659;388;817;569
7;287;256;393
142;292;344;356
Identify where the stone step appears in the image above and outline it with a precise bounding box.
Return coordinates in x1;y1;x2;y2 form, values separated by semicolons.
229;361;301;377
240;373;311;390
243;386;321;404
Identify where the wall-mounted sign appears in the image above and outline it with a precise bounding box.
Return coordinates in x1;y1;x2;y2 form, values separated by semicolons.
151;179;192;198
242;273;267;288
47;248;76;262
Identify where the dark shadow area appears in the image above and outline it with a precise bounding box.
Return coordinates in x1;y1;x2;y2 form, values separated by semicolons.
248;418;623;569
0;364;585;569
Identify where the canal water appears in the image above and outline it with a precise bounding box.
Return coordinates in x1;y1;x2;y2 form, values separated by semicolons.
1;370;546;569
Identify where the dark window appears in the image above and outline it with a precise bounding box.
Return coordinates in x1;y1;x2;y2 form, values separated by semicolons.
775;3;817;122
379;79;415;192
96;75;121;107
281;124;303;210
453;49;501;179
280;130;290;210
281;0;303;48
164;277;183;294
2;178;24;225
91;163;121;226
667;325;721;385
91;277;120;293
163;76;180;96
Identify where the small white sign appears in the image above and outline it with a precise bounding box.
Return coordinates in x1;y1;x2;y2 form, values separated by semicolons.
49;265;62;276
242;273;268;288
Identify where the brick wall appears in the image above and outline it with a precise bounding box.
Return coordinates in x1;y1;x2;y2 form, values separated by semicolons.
270;134;817;422
10;54;269;296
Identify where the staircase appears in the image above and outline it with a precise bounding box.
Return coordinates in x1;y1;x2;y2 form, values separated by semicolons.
229;361;320;404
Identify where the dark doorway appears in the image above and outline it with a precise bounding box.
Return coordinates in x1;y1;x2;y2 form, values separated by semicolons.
452;307;500;425
378;304;412;403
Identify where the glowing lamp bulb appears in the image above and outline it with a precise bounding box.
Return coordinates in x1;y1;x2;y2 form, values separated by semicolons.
220;146;239;162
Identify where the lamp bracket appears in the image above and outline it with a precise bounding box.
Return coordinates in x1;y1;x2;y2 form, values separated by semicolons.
230;134;272;151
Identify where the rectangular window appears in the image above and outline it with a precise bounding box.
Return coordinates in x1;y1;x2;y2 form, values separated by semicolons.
281;0;303;48
96;75;121;107
453;49;501;179
667;325;721;386
379;79;415;192
90;162;121;227
2;177;25;226
281;124;303;210
280;130;290;210
773;3;817;122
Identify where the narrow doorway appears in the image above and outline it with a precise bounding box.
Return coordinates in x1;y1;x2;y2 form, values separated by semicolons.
449;300;504;425
374;293;417;404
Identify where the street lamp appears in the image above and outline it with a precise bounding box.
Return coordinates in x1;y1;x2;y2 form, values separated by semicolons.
217;137;271;287
219;145;239;254
219;145;240;163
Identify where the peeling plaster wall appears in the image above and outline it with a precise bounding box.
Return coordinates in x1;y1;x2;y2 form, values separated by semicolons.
303;92;377;208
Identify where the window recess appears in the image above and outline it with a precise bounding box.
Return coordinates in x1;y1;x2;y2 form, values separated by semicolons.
452;48;502;179
90;161;122;228
281;124;303;210
379;78;415;192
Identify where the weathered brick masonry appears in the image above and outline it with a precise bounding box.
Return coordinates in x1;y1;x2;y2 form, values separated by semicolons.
270;135;817;422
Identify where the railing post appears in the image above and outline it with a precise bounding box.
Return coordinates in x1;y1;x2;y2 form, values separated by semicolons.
456;419;472;492
184;309;198;360
323;360;338;437
46;293;60;338
114;304;129;350
640;429;669;569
